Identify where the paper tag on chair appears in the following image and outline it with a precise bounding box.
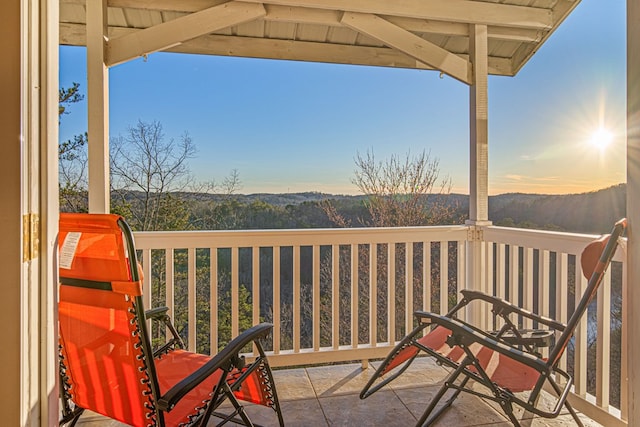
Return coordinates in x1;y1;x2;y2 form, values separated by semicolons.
60;232;81;269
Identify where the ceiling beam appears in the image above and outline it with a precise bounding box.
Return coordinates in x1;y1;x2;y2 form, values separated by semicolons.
243;0;553;29
60;22;514;75
107;1;266;66
341;12;471;84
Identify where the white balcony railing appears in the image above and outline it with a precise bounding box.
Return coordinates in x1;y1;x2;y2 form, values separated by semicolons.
134;224;626;427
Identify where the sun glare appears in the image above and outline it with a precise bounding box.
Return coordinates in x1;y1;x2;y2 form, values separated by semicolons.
589;127;614;151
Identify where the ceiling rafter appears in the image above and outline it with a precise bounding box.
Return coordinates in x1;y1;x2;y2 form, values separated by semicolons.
107;1;265;66
241;0;553;29
341;12;471;84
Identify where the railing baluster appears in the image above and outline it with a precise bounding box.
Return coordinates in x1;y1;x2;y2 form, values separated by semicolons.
332;244;339;349
522;247;534;330
556;252;568;372
423;242;431;313
370;243;377;347
313;244;320;352
538;249;552;358
293;245;301;353
457;240;466;322
188;248;196;353
210;247;218;355
574;257;587;396
495;243;506;330
509;245;519;315
388;243;395;343
273;246;281;355
166;249;175;342
251;246;259;355
439;241;448;314
405;242;413;337
141;249;152;333
351;244;358;349
621;260;628;421
596;268;612;408
231;247;239;339
481;241;492;330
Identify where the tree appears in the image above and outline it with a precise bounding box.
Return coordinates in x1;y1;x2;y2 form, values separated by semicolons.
318;149;463;345
110;119;196;231
58;82;89;212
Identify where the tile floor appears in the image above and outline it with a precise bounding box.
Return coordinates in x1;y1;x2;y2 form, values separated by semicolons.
75;357;603;427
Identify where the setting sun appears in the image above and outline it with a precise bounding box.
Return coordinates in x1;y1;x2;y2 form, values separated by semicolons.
589;127;614;150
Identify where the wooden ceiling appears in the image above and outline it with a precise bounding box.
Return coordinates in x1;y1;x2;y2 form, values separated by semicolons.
59;0;581;83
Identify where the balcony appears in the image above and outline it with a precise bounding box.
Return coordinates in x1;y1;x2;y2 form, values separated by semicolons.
73;223;627;426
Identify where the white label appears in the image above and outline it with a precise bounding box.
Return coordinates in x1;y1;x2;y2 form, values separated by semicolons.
59;232;81;270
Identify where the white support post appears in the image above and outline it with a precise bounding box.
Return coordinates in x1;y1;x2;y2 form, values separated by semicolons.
466;24;490;325
468;24;489;224
627;1;640;424
87;0;110;213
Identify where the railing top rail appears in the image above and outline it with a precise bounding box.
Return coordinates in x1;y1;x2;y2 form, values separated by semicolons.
484;225;626;262
133;224;469;249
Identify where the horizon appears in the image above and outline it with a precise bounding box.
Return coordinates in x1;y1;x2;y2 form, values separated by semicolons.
59;1;626;197
151;181;627;198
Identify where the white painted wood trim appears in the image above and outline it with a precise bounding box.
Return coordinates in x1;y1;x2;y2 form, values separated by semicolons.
86;0;110;213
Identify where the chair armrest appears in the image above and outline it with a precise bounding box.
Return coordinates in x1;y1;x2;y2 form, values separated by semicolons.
145;306;185;355
157;323;273;412
145;306;169;321
460;289;566;332
415;311;548;373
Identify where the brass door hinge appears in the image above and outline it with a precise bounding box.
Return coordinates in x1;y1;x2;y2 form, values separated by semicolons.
23;213;39;262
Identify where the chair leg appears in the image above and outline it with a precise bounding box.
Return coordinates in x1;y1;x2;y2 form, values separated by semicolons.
416;359;468;426
361;323;428;399
547;377;584;427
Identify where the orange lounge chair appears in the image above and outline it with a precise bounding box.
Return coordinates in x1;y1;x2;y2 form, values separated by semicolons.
58;213;284;427
361;219;626;427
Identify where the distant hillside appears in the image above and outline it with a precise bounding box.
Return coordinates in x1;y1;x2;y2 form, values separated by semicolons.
135;184;626;234
488;184;626;234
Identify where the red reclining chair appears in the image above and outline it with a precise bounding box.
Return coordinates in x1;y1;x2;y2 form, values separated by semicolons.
361;218;626;427
58;213;284;427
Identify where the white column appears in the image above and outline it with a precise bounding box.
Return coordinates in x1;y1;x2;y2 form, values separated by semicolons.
466;24;491;327
87;0;110;213
627;1;640;425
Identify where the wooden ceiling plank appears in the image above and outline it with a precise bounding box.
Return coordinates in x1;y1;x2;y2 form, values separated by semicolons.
107;1;266;66
341;12;471;84
108;0;231;13
244;0;553;29
264;4;341;26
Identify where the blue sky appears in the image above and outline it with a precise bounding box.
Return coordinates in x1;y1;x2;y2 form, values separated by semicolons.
59;0;627;195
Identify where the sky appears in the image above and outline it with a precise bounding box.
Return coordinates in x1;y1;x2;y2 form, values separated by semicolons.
59;0;627;196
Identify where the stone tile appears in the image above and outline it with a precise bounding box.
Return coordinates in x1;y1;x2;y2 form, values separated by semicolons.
76;411;127;426
319;389;416;427
306;363;375;397
271;367;317;401
213;398;324;427
394;384;506;426
369;356;450;391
